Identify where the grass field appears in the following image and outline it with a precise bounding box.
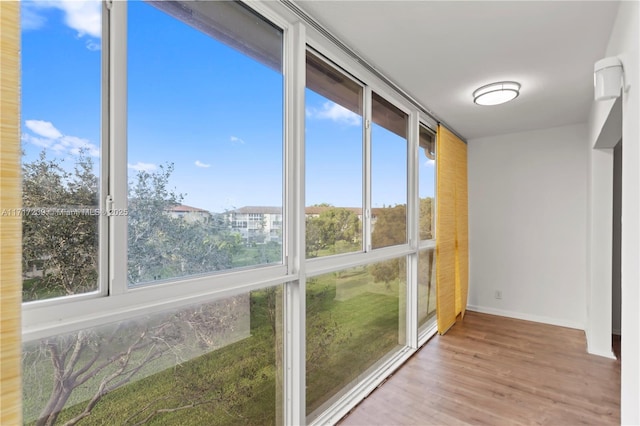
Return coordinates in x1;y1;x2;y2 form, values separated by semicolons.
306;266;402;417
24;264;406;425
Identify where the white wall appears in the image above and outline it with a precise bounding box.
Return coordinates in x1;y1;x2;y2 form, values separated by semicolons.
587;2;640;424
587;145;615;357
467;123;588;329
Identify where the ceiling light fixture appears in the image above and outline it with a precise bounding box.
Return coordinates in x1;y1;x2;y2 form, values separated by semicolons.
473;81;521;106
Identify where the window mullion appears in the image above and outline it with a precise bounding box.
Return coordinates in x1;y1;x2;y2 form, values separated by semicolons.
409;113;420;250
99;1;111;298
284;22;306;426
108;0;128;295
406;111;420;349
363;86;372;252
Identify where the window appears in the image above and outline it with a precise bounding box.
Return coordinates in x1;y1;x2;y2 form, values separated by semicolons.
21;0;103;302
418;249;437;328
22;4;288;421
306;259;406;421
23;286;283;425
20;1;440;424
127;1;283;286
419;125;436;240
305;51;364;258
371;92;408;249
417;125;436;331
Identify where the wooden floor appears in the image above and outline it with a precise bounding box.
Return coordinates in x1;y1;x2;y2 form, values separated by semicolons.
339;311;620;426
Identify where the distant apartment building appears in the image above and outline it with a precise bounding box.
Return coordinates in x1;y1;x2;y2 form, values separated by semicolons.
168;204;388;244
227;205;385;243
166;204;212;223
227;206;283;243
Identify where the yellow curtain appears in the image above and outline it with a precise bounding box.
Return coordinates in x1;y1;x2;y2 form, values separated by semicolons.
0;1;22;423
436;125;468;334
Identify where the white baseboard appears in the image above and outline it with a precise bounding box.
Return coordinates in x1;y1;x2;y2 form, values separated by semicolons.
587;343;617;359
466;304;585;331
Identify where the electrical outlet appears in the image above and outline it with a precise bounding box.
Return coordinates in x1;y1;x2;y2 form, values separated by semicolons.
494;290;502;300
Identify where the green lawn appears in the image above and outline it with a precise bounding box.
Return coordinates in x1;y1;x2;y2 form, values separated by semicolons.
305;267;401;415
24;267;403;425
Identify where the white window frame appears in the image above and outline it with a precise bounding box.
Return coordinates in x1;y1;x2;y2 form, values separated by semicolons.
301;16;435;426
23;0;292;342
304;47;367;264
21;1;442;425
369;85;413;251
414;114;438;249
417;116;438;345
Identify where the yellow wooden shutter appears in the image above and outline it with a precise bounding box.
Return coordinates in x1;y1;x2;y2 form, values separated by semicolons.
1;1;23;423
454;130;469;319
436;125;468;334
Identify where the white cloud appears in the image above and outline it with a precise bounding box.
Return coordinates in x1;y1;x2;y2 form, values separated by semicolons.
22;133;53;149
85;40;101;51
128;162;158;173
21;1;101;48
195;160;211;168
424;159;435;167
308;101;361;126
230;136;245;145
51;143;67;153
25;119;63;139
21;4;47;31
60;135;100;157
56;0;101;38
23;119;99;157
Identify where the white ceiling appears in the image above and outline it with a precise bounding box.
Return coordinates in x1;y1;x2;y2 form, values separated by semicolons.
295;1;621;140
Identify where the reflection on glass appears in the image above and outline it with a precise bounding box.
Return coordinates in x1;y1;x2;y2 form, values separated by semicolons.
305;52;363;258
418;249;437;329
22;287;283;425
20;0;102;301
419;126;436;240
306;259;406;420
371;92;408;249
127;1;283;286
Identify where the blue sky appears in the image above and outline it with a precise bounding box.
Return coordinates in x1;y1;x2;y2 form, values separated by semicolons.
21;0;434;213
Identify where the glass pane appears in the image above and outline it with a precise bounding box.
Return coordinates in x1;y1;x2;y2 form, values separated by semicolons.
419;126;436;240
305;52;363;258
23;286;283;425
371;93;408;249
20;0;102;301
306;259;406;420
418;249;437;329
127;1;283;286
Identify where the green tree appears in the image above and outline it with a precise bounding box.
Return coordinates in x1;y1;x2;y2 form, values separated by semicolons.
22;151;99;300
27;297;246;426
22;153;248;423
127;164;182;283
371;204;406;249
305;206;361;257
370;204;406;284
125;164;243;284
22;154;243;295
419;197;434;240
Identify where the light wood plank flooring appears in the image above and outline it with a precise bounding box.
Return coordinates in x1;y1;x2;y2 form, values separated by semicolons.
339;311;620;426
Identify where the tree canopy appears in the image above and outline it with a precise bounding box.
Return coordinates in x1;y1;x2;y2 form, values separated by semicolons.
22;152;243;299
306;206;361;258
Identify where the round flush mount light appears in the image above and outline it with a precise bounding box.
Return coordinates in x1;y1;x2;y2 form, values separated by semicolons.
473;81;521;106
